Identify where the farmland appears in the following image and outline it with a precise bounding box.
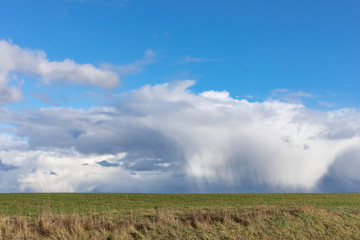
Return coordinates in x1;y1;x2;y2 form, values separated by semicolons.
0;193;360;239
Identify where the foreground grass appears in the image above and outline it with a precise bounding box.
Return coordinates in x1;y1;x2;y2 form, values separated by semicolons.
0;193;360;239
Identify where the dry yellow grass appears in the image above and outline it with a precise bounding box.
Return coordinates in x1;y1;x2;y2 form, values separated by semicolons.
0;206;359;239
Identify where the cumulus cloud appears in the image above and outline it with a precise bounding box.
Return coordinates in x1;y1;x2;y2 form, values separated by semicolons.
0;40;119;104
1;81;360;192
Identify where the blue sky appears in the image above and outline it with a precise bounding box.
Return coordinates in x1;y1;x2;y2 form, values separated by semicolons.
0;0;360;192
2;0;360;108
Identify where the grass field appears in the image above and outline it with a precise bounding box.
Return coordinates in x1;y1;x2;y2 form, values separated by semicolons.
0;193;360;239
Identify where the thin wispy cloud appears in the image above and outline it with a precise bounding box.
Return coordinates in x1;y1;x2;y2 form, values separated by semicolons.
32;93;57;106
178;56;214;65
270;89;316;103
318;100;334;108
101;49;156;76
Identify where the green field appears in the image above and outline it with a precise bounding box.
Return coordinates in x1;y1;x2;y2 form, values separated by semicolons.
1;193;360;215
0;193;360;239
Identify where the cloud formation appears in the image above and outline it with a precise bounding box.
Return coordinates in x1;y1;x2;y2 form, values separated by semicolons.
0;40;119;104
1;81;360;192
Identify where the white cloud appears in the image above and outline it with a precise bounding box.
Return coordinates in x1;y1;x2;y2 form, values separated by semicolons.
1;81;360;192
0;40;119;104
200;90;231;101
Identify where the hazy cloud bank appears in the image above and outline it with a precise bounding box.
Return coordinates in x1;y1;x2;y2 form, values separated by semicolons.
1;81;360;192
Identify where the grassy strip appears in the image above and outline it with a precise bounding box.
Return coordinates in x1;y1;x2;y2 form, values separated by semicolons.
1;193;360;215
0;206;360;239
